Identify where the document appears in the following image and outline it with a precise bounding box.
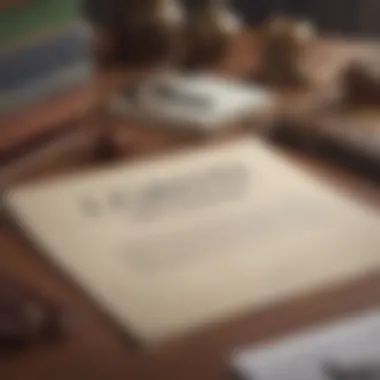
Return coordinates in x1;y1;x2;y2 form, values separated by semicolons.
4;138;380;344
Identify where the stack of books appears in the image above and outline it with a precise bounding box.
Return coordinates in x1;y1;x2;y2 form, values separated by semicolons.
0;0;94;154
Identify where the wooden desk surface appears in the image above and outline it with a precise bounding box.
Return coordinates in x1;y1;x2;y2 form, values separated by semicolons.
1;33;380;380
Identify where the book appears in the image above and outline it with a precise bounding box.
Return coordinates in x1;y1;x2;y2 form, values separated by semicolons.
0;61;93;114
3;138;380;345
0;84;95;155
231;308;380;380
0;0;82;47
0;23;92;93
110;73;275;134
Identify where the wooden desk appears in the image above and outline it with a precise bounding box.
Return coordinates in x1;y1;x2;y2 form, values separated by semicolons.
1;34;380;380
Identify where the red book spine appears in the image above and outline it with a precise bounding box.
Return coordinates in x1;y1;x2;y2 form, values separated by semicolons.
0;0;32;12
0;85;96;156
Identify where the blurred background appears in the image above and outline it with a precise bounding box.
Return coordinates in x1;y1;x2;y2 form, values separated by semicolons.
85;0;380;36
1;2;380;379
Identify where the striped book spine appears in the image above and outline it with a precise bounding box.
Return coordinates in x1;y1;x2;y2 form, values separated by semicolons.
0;21;94;115
0;1;95;154
0;85;96;155
0;23;93;93
0;61;94;114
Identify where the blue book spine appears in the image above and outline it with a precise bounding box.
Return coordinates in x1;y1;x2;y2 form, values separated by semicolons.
0;60;93;114
0;23;93;93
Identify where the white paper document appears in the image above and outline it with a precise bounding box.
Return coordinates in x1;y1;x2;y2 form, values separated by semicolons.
3;138;380;344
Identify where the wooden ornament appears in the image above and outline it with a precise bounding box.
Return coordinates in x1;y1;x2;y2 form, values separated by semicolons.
98;0;184;67
182;0;241;69
255;15;315;89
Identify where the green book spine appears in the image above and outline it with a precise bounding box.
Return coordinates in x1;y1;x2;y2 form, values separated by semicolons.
0;0;82;47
